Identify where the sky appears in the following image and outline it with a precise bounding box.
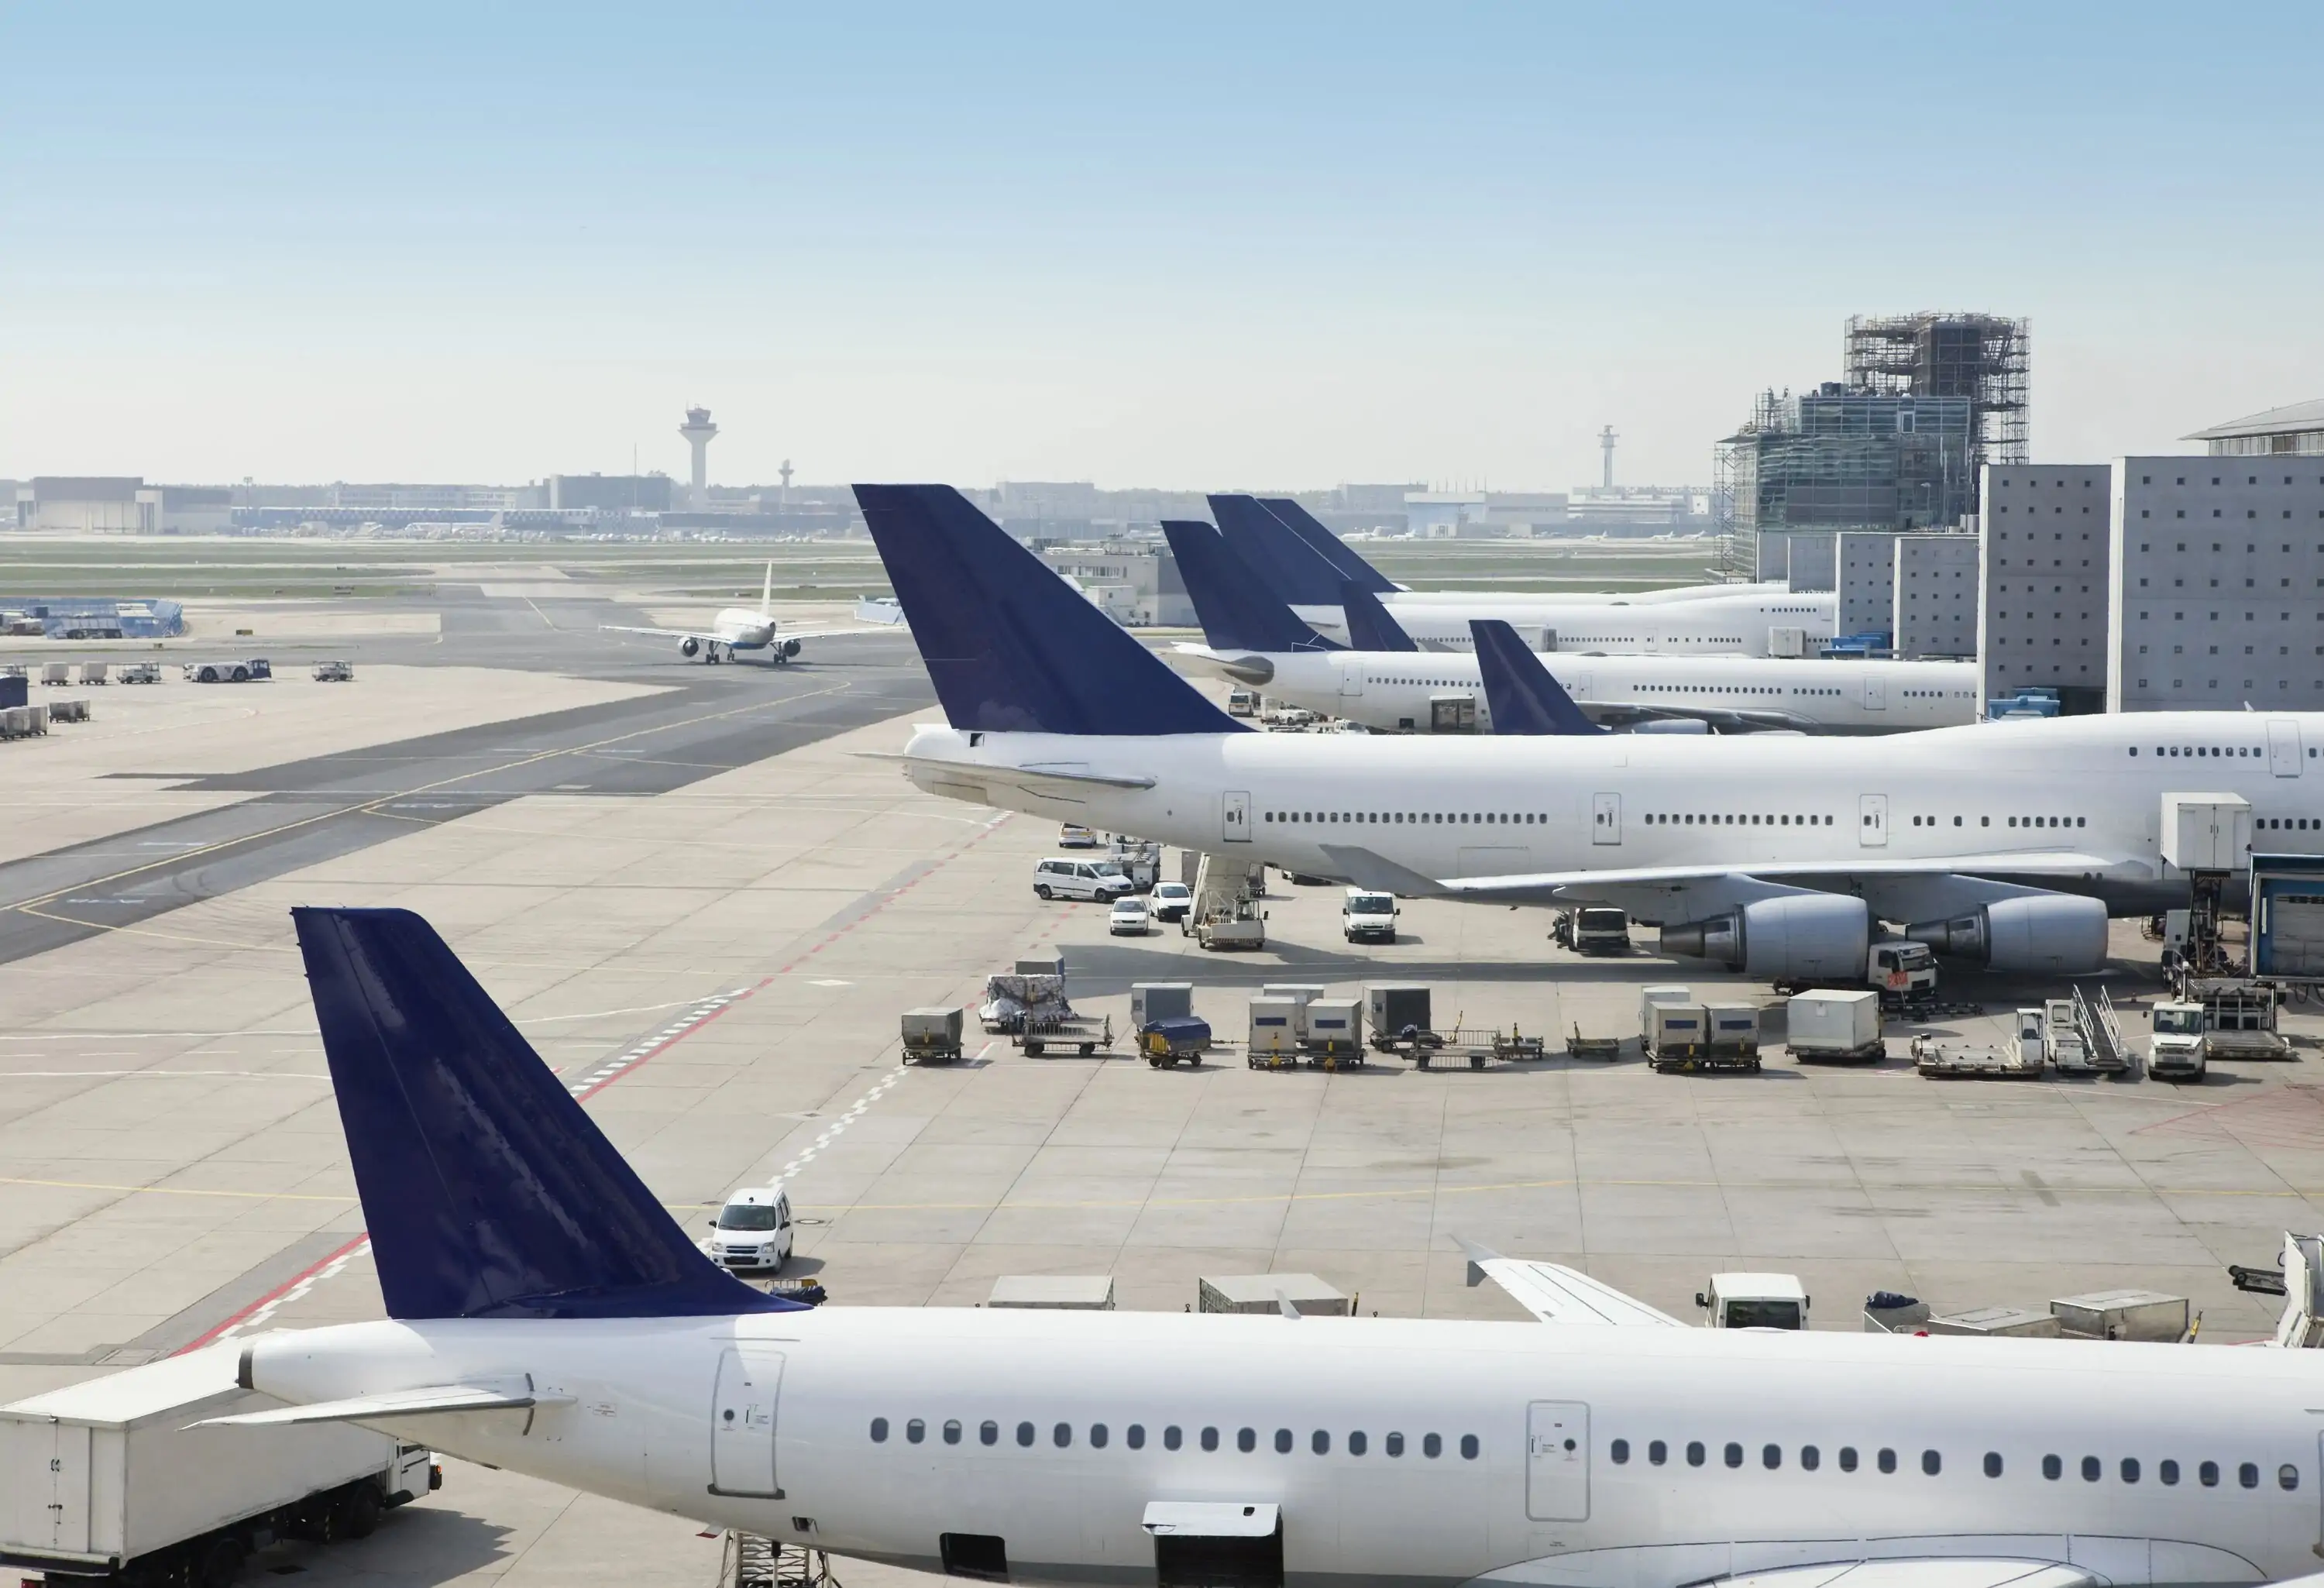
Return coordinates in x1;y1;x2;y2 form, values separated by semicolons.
4;2;2321;492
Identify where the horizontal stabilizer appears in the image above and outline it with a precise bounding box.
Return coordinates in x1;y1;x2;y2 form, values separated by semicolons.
294;907;806;1321
857;485;1244;736
1455;1237;1685;1327
1160;520;1339;654
1315;844;1449;897
859;751;1157;802
1260;498;1398;594
1472;619;1605;736
1338;579;1418;652
194;1380;569;1428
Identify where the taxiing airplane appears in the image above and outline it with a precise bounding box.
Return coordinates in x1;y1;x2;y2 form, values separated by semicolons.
600;563;881;665
1161;520;1977;736
218;902;2324;1588
855;484;2324;981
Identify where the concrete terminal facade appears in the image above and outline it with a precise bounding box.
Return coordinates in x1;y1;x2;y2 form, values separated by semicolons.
1978;464;2112;708
1892;533;1978;659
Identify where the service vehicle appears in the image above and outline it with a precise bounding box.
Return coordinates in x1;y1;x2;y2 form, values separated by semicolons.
117;662;162;684
1341;889;1399;944
1032;857;1134;901
1696;1271;1809;1329
700;1186;793;1272
1109;895;1153;936
314;659;355;682
1867;937;1938;1001
1057;823;1098;848
1552;906;1631;956
1226;688;1259;717
183;658;272;683
2147;999;2208;1081
1149;881;1194;922
1137;1015;1211;1067
0;1344;437;1588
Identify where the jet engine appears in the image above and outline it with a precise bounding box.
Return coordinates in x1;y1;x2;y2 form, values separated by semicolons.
1629;718;1710;735
1659;893;1869;981
1906;894;2107;974
780;639;803;659
679;636;701;658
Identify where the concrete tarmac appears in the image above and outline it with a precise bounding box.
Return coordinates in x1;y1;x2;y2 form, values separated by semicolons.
5;592;2324;1588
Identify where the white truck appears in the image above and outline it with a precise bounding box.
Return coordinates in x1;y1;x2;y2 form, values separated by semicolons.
1342;889;1398;944
2147;999;2209;1081
1867;937;1938;1002
0;1343;438;1587
1696;1272;1810;1330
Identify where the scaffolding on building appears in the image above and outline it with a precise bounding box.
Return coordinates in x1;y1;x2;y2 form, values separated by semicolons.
1843;311;2030;469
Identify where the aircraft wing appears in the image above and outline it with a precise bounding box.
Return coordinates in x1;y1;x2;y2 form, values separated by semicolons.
1707;1562;2097;1588
194;1380;572;1428
1456;1238;1686;1327
600;624;719;643
1318;844;2119;900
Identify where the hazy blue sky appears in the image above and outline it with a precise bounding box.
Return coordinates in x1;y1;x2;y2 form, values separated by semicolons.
5;3;2319;490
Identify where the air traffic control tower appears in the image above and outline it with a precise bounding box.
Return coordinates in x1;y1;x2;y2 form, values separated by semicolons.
679;406;719;511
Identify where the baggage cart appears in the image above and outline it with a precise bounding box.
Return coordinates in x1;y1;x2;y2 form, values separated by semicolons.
42;662;70;686
1198;1273;1349;1316
79;661;108;685
2051;1289;2189;1342
899;1005;965;1065
1016;1010;1112;1057
1566;1025;1621;1062
1139;1016;1211;1067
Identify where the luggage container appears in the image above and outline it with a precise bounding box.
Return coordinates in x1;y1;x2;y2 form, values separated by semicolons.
1644;1002;1706;1072
1138;1015;1211;1067
899;1005;965;1064
48;698;88;724
1786;989;1884;1062
1131;982;1194;1027
42;662;70;686
1703;1002;1761;1063
986;1275;1116;1310
1198;1273;1349;1316
1016;953;1065;981
1300;998;1363;1065
2051;1289;2188;1342
1365;983;1434;1048
1925;1306;2062;1339
1247;998;1301;1067
79;661;108;685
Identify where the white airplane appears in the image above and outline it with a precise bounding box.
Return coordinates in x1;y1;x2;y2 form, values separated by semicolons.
218;904;2324;1588
600;563;878;665
853;486;2324;981
1212;496;1827;653
1161;520;1973;735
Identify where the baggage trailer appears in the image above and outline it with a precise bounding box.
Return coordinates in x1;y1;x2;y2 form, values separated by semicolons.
1298;998;1365;1069
0;1344;437;1586
1138;1016;1212;1067
1015;1010;1112;1057
899;1005;965;1064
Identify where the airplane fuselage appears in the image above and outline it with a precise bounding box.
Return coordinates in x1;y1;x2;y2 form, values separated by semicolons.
1295;593;1836;657
249;1308;2324;1588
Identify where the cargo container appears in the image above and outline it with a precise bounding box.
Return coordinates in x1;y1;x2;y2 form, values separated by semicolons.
1130;982;1194;1027
1198;1273;1350;1316
2051;1289;2188;1342
1785;989;1884;1062
1246;998;1301;1066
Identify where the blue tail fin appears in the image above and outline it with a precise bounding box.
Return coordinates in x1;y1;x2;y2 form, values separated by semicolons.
1337;579;1419;652
292;906;802;1321
1258;499;1398;594
1161;520;1340;654
1208;493;1346;606
855;485;1244;735
1471;620;1606;737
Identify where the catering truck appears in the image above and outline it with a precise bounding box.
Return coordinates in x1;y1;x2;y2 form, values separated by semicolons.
0;1343;438;1587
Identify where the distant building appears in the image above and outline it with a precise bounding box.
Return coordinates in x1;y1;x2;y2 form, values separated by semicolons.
1978;465;2113;711
1566;485;1714;533
1892;534;1978;659
2185;398;2324;458
16;476;144;532
1836;532;1897;636
1404;492;1492;538
1037;541;1193;627
548;473;674;513
328;482;541;512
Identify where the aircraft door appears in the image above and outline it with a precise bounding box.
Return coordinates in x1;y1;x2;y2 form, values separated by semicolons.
1863;675;1886;711
710;1346;786;1498
1592;793;1621;846
2272;720;2304;777
1858;793;1889;847
1222;791;1253;844
1526;1401;1590;1521
1339;658;1364;699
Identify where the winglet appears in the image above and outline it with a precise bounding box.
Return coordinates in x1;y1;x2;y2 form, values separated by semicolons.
854;486;1246;736
1471;620;1606;737
1454;1235;1501;1288
293;906;806;1321
1338;579;1418;652
1260;499;1399;594
1160;521;1340;654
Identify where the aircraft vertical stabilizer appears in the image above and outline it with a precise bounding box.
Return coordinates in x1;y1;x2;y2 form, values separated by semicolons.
1338;579;1421;652
1258;498;1400;594
1471;619;1606;737
1161;520;1341;654
1208;494;1346;606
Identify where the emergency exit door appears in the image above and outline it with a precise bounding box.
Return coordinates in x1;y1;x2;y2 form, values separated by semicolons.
1863;675;1886;711
1592;793;1621;846
1526;1401;1590;1521
2272;720;2305;778
1222;791;1252;844
710;1346;786;1497
1858;793;1889;847
1339;658;1364;699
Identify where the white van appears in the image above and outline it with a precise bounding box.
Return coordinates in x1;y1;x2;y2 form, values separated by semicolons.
1033;857;1135;901
701;1187;794;1273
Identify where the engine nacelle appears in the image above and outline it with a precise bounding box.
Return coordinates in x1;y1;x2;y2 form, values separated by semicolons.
1630;718;1710;735
679;636;701;658
1906;893;2108;974
1659;893;1870;981
780;638;803;658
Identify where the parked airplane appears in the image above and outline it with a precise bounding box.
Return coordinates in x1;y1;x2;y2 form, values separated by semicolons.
224;903;2324;1588
600;563;879;665
1161;521;1976;735
855;485;2324;981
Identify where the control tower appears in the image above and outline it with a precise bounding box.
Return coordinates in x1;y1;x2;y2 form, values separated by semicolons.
679;406;719;511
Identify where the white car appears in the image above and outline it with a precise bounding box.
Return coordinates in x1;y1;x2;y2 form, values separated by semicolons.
700;1187;794;1273
1058;823;1099;848
1109;896;1152;936
1150;881;1194;923
1033;857;1135;901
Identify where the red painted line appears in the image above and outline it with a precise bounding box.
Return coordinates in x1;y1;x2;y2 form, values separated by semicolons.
177;1232;373;1355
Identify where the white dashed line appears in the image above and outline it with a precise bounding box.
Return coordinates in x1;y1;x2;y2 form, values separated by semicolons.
771;1069;907;1190
566;987;753;1100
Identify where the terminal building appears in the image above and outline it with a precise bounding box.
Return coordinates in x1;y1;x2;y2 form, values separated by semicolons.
1037;541;1195;628
1978;465;2113;710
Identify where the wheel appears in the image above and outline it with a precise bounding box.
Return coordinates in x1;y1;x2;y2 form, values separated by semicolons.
1079;1043;1095;1056
230;665;249;682
1035;884;1052;899
1148;1055;1162;1067
1026;1041;1044;1056
336;1482;383;1540
196;1535;246;1588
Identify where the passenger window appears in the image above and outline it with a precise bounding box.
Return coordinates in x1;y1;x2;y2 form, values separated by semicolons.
1460;1435;1480;1460
1687;1441;1707;1467
2281;1465;2300;1491
1237;1428;1256;1453
2240;1463;2260;1489
1053;1423;1071;1449
1423;1433;1443;1459
871;1417;889;1442
907;1419;925;1444
941;1420;962;1445
1275;1428;1293;1454
1091;1424;1108;1449
1800;1445;1820;1471
1877;1449;1897;1474
2082;1456;2101;1482
2160;1459;2179;1486
981;1420;998;1445
1017;1421;1035;1447
1648;1439;1668;1466
1984;1452;2002;1478
2201;1460;2219;1487
1349;1432;1367;1456
2121;1458;2138;1483
1165;1426;1182;1450
1611;1438;1631;1465
1762;1445;1780;1469
1724;1442;1743;1469
1922;1450;1941;1476
1387;1432;1405;1457
1127;1425;1145;1450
